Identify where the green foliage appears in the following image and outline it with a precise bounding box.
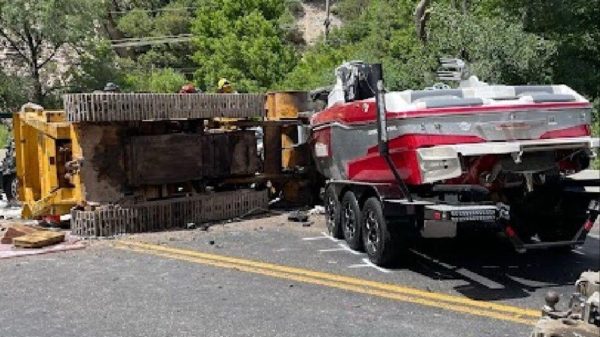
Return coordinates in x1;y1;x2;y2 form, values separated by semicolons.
0;0;101;104
0;70;28;112
123;68;187;93
281;0;558;91
115;0;196;70
427;3;556;85
68;40;124;92
278;44;349;90
0;125;9;148
592;99;600;169
475;0;600;100
191;0;298;92
0;0;100;46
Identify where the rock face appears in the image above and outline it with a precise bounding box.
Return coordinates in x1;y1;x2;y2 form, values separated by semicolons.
296;2;342;45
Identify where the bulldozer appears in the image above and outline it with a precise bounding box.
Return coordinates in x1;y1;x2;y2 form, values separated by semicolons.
13;91;315;235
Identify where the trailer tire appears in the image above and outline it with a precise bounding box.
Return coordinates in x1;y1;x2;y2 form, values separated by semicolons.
361;197;398;266
324;186;343;239
3;174;18;202
341;191;362;251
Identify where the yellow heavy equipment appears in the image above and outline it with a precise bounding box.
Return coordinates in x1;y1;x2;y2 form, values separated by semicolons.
14;104;82;219
13;92;314;236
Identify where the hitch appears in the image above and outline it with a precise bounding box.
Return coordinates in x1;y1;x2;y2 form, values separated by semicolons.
505;199;599;253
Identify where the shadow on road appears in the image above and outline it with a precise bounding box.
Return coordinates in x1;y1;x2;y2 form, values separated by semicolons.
396;233;599;302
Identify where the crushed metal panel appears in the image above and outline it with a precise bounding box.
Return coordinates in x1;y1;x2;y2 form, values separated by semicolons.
63;93;266;122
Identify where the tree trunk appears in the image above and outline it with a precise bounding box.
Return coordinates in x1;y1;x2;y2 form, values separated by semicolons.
102;0;133;58
415;0;431;43
31;65;44;105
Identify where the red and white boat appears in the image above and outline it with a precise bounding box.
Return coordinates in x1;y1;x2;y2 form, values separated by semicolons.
311;62;597;186
309;61;599;265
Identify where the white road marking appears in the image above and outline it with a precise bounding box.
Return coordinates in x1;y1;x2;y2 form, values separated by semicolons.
319;247;346;252
455;268;504;290
321;232;342;243
302;232;342;242
302;236;329;241
318;243;362;255
348;258;392;274
336;243;363;255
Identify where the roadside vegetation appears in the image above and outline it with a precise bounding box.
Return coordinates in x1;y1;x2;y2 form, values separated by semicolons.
0;0;598;131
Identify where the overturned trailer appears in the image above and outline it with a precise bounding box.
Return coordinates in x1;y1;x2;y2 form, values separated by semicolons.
14;94;269;236
311;62;599;265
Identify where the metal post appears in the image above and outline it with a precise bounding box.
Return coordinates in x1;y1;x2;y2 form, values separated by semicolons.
372;63;412;201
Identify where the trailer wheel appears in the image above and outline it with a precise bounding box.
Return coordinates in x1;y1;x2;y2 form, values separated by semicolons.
324;186;343;239
3;174;18;202
361;197;397;266
341;191;362;250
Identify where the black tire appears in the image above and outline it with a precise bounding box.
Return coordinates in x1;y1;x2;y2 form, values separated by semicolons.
3;174;18;202
324;185;343;239
341;191;362;250
361;197;398;266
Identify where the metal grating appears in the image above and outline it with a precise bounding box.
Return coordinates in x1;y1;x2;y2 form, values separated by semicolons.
63;93;266;122
70;189;269;237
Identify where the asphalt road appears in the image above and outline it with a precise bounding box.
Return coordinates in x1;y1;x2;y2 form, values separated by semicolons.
1;213;598;337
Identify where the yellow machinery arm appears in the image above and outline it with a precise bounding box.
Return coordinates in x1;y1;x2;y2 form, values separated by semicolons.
14;104;83;219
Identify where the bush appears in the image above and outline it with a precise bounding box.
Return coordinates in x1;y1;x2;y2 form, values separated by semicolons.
0;124;9;148
192;0;298;92
124;68;187;93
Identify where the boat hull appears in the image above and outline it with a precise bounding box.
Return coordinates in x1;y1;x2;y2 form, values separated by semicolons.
310;100;594;185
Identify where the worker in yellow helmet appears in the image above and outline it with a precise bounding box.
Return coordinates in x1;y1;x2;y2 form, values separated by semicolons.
217;78;236;93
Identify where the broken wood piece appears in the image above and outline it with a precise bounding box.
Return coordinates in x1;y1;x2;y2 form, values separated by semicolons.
13;231;65;248
0;224;40;244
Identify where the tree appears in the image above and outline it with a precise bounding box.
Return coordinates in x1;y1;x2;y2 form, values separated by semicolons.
426;3;556;85
0;69;28;112
477;0;600;100
0;0;101;105
123;68;186;93
281;0;557;91
191;0;298;92
67;40;125;93
109;0;197;70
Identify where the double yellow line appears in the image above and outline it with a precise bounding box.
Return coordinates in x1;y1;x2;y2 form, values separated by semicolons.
114;240;539;325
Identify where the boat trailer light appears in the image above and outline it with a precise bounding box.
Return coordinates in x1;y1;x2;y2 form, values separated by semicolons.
427;208;498;222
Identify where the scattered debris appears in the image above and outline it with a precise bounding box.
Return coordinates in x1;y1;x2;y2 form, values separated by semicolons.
0;223;38;244
288;210;309;223
308;205;325;215
531;270;599;337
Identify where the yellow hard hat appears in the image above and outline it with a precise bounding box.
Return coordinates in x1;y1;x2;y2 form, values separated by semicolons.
217;78;230;90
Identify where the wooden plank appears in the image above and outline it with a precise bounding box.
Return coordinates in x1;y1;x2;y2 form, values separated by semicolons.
13;231;65;248
0;224;40;244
